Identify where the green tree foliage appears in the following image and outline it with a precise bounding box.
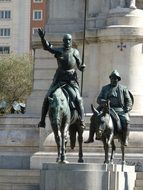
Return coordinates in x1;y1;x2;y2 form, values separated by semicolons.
0;54;33;112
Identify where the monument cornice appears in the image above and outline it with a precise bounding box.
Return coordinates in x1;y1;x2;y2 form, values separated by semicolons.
32;27;143;49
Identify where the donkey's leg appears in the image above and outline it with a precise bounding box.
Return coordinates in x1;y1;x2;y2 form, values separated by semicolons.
110;140;116;164
77;125;84;163
121;144;125;165
103;138;109;164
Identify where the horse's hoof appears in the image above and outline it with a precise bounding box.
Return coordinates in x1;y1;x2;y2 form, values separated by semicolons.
104;161;109;164
56;158;60;162
78;158;84;163
59;160;69;164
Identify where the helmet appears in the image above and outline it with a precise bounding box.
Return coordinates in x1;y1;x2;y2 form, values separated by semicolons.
109;70;121;81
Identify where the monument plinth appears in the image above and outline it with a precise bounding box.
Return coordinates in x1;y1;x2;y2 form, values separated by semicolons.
40;163;136;190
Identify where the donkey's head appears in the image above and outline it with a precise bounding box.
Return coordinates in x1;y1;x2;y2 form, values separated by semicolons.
90;104;109;137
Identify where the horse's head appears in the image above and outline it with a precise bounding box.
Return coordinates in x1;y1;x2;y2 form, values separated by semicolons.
48;88;66;125
90;104;109;137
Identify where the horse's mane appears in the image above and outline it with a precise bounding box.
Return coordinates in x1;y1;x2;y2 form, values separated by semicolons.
52;88;65;101
49;87;69;112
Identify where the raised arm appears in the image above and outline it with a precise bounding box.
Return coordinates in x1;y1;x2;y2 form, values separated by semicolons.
38;28;58;54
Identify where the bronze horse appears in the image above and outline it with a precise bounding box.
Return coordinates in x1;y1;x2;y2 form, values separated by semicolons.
90;104;126;164
48;86;84;163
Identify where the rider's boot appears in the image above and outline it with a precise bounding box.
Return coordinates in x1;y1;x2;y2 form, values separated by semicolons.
84;125;95;143
123;124;130;146
38;97;49;128
76;98;86;129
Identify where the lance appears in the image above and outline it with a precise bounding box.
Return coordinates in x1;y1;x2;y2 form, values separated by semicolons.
81;0;87;96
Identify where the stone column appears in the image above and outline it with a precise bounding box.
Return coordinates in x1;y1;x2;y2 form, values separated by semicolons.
96;8;143;114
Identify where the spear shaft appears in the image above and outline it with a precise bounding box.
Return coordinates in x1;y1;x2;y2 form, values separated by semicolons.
81;0;87;96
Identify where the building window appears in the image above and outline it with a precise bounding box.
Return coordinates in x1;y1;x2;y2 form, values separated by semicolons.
0;10;11;19
33;10;43;20
0;28;10;36
0;46;10;54
33;0;43;2
32;28;38;35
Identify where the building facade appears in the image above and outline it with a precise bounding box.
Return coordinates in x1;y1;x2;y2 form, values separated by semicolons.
31;0;47;36
0;0;47;55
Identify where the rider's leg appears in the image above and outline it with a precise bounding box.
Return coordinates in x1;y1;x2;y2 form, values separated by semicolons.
123;123;130;146
119;113;130;146
38;93;49;128
84;124;95;143
38;84;54;128
74;90;86;128
65;85;86;127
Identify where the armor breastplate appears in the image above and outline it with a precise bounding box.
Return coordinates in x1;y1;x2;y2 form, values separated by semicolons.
57;48;76;70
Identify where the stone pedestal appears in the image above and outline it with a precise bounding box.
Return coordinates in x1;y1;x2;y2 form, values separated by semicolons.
40;163;136;190
0;114;39;169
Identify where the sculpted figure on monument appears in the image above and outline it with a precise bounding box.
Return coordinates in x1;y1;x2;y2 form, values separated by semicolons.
111;0;136;9
85;70;133;147
37;29;86;163
85;70;133;163
37;29;86;129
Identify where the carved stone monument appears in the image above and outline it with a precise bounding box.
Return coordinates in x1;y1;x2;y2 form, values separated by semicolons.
26;1;143;190
28;0;143;115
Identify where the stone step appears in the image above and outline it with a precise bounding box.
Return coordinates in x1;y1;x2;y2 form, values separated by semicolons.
135;180;143;187
0;169;40;190
44;130;143;154
0;184;39;190
134;172;143;190
136;172;143;179
30;151;143;170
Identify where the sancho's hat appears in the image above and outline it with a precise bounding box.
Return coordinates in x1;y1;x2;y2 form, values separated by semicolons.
109;70;121;81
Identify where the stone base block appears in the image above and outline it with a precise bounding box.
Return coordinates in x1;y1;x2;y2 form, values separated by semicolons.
40;163;136;190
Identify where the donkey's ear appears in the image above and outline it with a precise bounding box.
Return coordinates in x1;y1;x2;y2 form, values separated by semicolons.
91;104;99;116
48;97;53;103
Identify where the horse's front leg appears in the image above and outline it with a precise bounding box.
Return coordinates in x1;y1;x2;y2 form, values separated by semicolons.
52;125;60;162
107;132;113;146
77;125;84;163
110;140;116;164
61;123;69;163
103;138;109;164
